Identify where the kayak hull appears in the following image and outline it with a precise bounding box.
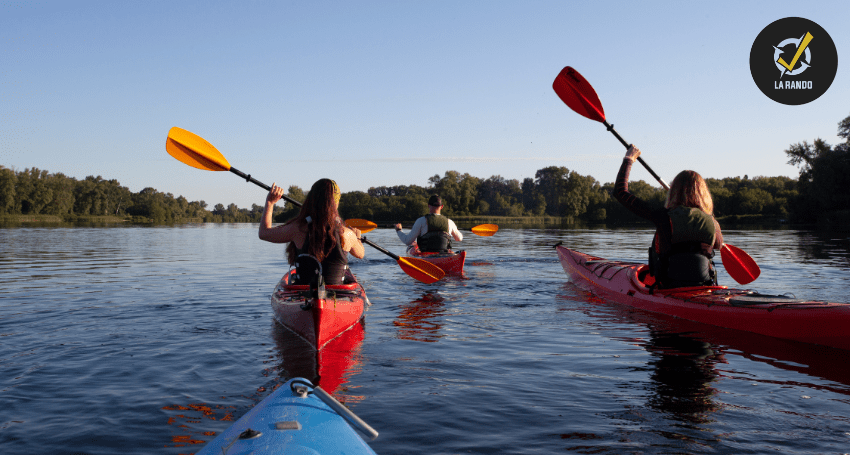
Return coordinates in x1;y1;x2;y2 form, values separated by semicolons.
407;243;466;276
271;269;368;350
556;244;850;351
195;378;377;455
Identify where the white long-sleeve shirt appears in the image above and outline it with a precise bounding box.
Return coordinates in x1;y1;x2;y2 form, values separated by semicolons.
396;215;463;245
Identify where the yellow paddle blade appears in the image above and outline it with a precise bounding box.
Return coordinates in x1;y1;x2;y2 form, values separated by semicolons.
166;127;231;172
470;224;499;236
398;257;445;284
344;219;378;234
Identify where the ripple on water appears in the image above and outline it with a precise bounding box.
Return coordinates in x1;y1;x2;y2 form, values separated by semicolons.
0;225;848;454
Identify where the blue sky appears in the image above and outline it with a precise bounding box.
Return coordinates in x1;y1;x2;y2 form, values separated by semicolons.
2;1;848;209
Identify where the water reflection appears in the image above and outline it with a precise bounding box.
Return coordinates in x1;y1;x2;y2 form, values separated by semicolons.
160;321;368;451
642;331;722;425
270;319;366;396
600;295;850;396
794;230;850;266
394;291;446;342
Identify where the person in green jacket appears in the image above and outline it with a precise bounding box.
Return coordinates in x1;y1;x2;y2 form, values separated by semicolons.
614;145;724;288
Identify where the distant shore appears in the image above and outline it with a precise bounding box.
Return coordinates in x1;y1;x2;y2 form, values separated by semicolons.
2;213;842;230
0;214;204;224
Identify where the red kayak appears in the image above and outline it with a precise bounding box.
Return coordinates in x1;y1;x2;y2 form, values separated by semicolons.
556;244;850;351
407;242;466;276
271;269;369;350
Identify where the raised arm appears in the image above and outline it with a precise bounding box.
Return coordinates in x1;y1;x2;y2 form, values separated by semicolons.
396;217;427;245
342;226;365;259
259;183;300;243
612;145;658;220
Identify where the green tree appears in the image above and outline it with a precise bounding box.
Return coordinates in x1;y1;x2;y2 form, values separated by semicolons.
535;166;569;216
16;168;53;214
401;195;428;220
338;191;376;221
561;171;599;218
428;171;480;216
478;175;522;216
45;173;75;215
520;177;538;215
785;113;850;221
736;188;773;214
0;166;17;214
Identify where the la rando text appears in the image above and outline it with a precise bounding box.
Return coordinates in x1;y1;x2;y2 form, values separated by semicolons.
775;80;813;89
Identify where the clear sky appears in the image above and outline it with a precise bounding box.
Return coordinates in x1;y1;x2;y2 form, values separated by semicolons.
2;1;848;209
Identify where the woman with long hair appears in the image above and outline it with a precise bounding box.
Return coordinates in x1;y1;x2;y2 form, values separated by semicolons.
613;145;723;288
259;178;364;285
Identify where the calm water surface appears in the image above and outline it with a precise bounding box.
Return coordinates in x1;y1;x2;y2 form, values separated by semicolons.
1;224;849;454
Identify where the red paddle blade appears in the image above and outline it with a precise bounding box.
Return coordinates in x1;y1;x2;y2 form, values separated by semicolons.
552;66;606;123
721;244;761;285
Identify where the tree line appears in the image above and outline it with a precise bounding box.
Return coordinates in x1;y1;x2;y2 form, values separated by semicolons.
2;113;847;225
0;170;283;223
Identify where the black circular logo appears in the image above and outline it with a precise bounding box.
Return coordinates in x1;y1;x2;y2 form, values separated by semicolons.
750;17;838;105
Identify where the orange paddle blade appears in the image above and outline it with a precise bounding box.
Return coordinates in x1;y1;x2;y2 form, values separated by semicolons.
721;244;761;285
470;224;498;236
166;127;231;172
344;219;378;233
398;257;445;284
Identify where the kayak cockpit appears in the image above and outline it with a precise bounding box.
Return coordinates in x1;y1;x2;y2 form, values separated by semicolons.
633;264;728;295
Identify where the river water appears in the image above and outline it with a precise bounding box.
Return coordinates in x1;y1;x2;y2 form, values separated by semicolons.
1;224;849;454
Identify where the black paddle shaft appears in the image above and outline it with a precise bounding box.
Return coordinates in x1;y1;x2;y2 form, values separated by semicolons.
602;120;670;190
360;237;400;260
386;223;477;234
229;166;303;206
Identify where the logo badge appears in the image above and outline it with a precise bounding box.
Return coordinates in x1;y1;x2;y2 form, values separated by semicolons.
750;17;838;105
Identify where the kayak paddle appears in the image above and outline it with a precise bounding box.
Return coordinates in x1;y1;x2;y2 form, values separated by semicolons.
552;66;670;190
552;67;761;285
166;127;444;283
467;224;498;237
359;236;445;284
720;244;760;285
346;219;498;237
344;219;378;233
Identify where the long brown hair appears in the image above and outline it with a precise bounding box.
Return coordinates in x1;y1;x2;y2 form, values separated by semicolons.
286;179;343;264
665;170;714;215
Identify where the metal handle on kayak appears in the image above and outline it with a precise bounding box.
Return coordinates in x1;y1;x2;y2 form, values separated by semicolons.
313;386;380;440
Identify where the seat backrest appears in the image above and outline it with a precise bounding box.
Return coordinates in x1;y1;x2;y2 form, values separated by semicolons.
292;254;325;299
293;254;322;286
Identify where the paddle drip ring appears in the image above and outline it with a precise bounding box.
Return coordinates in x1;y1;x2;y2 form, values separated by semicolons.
606;123;614;131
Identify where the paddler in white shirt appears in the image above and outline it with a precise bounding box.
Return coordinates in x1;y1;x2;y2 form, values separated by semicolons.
394;195;463;253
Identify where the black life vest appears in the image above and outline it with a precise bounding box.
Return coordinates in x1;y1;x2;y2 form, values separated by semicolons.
416;214;452;252
649;206;717;288
293;229;348;285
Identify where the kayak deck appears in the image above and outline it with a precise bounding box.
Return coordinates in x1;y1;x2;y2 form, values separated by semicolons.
556;244;850;351
195;378;377;455
407;242;466;276
271;269;368;350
